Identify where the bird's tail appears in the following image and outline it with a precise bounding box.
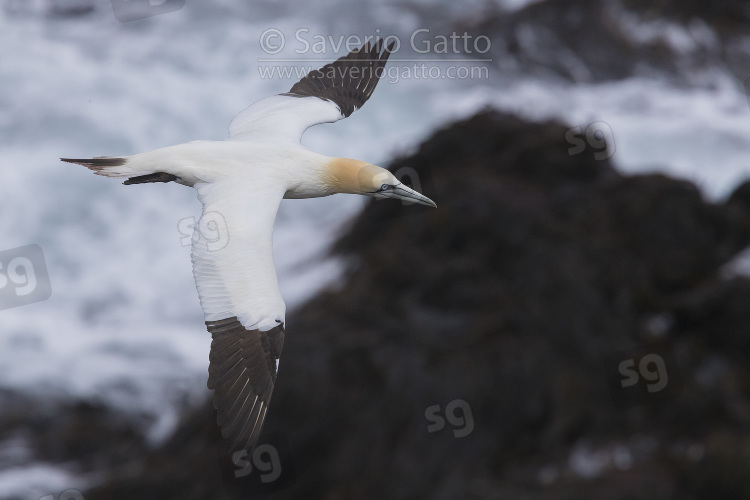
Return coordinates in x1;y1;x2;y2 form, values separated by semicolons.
61;156;134;178
60;156;178;185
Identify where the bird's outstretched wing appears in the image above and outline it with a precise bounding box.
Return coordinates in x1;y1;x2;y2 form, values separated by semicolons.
228;38;395;143
191;179;287;452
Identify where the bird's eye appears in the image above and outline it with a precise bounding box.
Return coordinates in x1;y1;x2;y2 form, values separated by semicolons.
380;184;389;191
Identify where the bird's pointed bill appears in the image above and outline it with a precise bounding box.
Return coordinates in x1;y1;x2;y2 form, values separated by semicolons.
381;184;437;207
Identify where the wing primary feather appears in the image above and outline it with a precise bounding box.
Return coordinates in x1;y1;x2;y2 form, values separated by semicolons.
282;37;395;118
228;38;394;141
206;317;284;452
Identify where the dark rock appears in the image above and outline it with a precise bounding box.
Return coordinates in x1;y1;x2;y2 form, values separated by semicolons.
458;0;749;83
0;389;148;472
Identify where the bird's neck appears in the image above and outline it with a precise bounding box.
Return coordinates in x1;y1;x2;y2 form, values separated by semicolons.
324;157;379;195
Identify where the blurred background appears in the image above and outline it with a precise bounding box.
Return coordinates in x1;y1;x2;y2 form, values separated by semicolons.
2;0;750;498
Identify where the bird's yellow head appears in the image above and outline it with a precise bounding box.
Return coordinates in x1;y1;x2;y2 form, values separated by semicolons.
326;157;436;207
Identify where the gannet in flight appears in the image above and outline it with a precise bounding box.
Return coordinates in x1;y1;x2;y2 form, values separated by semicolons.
61;39;435;453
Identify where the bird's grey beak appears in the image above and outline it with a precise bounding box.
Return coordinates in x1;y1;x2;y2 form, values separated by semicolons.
381;184;437;208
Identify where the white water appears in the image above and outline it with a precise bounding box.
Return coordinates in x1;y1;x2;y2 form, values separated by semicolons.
1;0;750;497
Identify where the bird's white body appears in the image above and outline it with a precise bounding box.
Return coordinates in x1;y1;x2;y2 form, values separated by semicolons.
123;139;335;197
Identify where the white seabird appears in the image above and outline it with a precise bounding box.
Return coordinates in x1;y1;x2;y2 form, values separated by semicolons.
61;39;435;452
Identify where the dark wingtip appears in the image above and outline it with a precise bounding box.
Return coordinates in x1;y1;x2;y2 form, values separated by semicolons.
284;35;397;117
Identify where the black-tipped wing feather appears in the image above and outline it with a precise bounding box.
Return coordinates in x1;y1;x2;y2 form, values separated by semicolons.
206;317;284;452
228;38;395;142
283;38;395;117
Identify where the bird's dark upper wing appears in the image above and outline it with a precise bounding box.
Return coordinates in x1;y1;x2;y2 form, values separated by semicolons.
206;317;285;452
283;38;395;117
228;38;395;142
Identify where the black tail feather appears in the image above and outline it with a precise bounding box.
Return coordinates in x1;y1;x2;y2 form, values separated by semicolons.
61;157;178;185
60;157;126;171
